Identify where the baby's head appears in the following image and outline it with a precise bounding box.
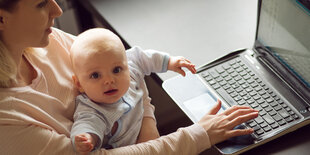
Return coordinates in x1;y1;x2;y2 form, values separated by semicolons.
70;28;130;104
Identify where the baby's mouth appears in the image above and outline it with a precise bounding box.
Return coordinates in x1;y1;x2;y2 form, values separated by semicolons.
104;89;118;95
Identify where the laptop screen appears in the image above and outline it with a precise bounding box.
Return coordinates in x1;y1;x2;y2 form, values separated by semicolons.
256;0;310;88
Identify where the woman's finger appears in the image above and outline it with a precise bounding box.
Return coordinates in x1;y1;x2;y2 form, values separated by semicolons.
226;108;258;121
207;99;222;115
222;105;253;116
227;111;259;129
226;127;254;138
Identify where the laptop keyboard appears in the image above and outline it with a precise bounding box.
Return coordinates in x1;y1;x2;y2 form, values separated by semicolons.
200;57;300;138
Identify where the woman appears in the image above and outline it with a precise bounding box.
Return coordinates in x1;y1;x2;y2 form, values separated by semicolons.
0;0;258;154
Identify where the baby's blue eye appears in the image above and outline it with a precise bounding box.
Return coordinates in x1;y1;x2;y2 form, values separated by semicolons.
113;67;122;73
90;72;100;79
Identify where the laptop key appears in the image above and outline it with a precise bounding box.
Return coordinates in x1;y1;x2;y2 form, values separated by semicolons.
253;125;261;131
259;109;267;115
255;129;264;135
270;123;279;129
268;110;277;116
255;116;264;124
247;99;255;105
234;96;242;102
262;115;275;125
223;85;231;90
257;99;265;104
216;66;225;74
255;106;263;112
272;114;283;121
263;125;272;132
237;99;246;105
292;114;299;119
209;70;220;78
212;83;221;89
265;106;273;112
261;103;269;108
278;120;286;126
260;122;268;128
278;109;290;118
274;105;282;111
248;121;257;127
222;63;231;70
216;77;224;82
270;102;278;107
201;71;210;77
250;103;259;108
220;72;229;77
285;116;294;123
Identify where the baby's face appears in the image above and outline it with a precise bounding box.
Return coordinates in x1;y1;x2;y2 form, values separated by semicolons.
73;41;130;104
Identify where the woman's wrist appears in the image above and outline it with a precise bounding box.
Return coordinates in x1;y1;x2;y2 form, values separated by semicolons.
187;124;211;153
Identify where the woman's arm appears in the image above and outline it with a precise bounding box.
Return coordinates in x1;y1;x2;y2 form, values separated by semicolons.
0;122;208;155
0;124;75;155
99;124;209;155
0;101;258;155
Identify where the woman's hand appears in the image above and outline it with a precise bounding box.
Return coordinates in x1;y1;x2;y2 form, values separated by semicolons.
198;100;259;145
168;56;196;76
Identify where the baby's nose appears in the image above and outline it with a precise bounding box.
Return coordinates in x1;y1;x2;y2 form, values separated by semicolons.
103;76;115;85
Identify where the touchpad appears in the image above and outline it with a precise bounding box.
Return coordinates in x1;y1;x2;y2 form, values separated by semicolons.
183;93;224;122
163;73;226;123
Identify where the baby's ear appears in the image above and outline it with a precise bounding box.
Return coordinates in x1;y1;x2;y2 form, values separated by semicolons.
72;75;84;93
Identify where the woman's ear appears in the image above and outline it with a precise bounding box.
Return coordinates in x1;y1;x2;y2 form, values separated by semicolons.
0;10;7;30
72;75;85;93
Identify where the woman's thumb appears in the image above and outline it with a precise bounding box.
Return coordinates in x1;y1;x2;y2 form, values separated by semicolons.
207;99;222;115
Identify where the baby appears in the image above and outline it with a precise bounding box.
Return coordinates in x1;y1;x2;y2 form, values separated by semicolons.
70;28;196;154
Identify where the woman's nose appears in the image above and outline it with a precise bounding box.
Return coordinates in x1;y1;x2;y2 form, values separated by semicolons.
50;0;63;18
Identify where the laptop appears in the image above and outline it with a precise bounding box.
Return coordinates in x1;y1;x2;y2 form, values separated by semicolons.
162;0;310;154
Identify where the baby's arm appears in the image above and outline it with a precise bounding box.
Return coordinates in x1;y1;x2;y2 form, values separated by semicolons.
137;96;160;143
168;56;197;76
74;133;98;155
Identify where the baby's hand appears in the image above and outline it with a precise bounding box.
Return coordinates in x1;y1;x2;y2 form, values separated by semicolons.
75;133;94;154
168;56;196;76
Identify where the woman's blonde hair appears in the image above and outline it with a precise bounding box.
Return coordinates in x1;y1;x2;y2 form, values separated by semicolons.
0;0;19;87
0;41;16;87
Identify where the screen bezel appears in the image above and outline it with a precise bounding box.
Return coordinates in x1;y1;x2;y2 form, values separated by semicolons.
253;0;310;103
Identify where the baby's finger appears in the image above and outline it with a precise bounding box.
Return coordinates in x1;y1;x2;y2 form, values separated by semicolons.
184;58;192;64
188;65;197;74
175;68;186;76
180;62;196;74
75;135;87;142
77;142;92;152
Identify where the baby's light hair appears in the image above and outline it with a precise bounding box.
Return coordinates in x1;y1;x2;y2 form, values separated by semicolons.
70;28;125;73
